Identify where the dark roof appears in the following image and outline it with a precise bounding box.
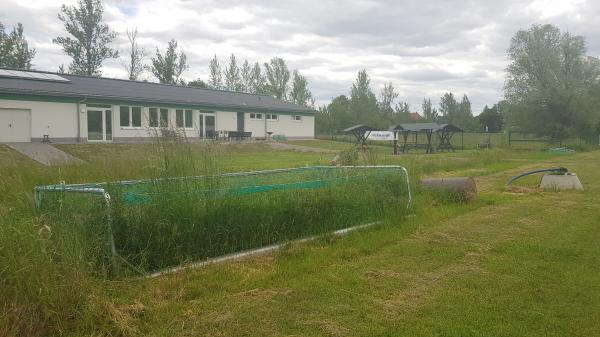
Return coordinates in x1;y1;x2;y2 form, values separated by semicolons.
438;123;464;132
0;68;314;113
343;124;376;133
388;123;464;132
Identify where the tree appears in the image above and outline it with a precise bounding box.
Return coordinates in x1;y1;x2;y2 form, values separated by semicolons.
248;62;265;94
122;28;144;80
0;22;36;69
187;79;208;88
264;57;290;99
421;98;438;121
316;95;350;134
348;70;380;127
240;59;251;92
505;24;600;139
208;55;222;89
439;92;459;119
377;82;398;118
289;70;313;107
459;94;472;118
395;102;410;114
53;0;118;76
478;104;504;132
439;93;477;130
224;54;242;91
150;39;188;85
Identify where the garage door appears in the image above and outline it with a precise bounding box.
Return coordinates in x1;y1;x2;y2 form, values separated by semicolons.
0;109;31;142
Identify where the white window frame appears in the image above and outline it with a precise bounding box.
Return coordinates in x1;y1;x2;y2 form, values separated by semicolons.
266;114;279;121
148;107;169;128
292;115;302;121
176;109;195;129
119;105;143;129
250;112;263;120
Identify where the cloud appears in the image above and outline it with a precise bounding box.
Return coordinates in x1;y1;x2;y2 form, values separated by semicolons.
1;0;599;113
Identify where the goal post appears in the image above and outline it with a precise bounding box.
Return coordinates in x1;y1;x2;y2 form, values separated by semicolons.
34;165;412;275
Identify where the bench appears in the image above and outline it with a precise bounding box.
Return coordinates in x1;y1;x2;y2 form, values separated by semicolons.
227;131;253;141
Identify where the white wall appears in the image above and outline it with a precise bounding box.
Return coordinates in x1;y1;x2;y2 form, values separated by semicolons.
0;98;315;142
215;110;237;131
245;113;266;138
241;112;314;139
0;99;77;140
265;114;314;138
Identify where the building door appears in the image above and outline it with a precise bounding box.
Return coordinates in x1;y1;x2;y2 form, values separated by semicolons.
199;113;216;139
237;111;244;132
0;109;31;142
205;115;215;139
87;109;112;141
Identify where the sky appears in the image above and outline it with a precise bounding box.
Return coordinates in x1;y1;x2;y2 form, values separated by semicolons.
1;0;599;114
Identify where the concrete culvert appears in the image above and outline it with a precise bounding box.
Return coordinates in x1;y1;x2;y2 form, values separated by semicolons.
540;173;584;191
420;177;477;202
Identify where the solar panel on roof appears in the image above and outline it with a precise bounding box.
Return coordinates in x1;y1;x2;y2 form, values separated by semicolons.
6;69;33;77
44;73;70;82
0;69;70;82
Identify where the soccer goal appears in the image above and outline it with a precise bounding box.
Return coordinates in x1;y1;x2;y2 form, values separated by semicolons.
35;165;411;275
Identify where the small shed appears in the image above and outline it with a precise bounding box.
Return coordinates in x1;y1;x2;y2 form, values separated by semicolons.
343;124;376;150
436;124;464;152
388;123;464;154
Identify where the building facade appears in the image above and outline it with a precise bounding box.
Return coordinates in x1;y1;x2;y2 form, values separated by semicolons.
0;68;315;143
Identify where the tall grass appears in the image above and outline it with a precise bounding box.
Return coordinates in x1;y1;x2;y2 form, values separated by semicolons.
42;166;410;272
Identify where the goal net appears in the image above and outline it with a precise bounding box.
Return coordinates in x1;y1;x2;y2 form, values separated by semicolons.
35;165;411;274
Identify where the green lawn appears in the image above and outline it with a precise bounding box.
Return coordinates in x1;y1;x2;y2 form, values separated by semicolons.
1;141;598;336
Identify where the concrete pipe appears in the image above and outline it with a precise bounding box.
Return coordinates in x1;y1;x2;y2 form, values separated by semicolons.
420;177;477;202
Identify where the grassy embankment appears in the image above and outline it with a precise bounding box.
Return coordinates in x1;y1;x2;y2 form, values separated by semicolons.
1;140;598;336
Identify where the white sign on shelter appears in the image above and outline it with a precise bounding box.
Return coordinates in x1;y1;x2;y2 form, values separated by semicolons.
366;131;395;141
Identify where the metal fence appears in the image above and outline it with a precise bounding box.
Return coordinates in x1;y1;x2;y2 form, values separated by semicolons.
317;131;599;150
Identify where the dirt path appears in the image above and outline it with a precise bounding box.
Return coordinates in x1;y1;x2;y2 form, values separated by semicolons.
6;142;83;166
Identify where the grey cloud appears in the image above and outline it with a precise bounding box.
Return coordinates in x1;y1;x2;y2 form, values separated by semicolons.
2;0;599;113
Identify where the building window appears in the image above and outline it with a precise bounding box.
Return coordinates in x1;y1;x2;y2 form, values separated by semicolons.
120;106;142;127
160;108;169;127
266;114;278;121
250;113;263;120
149;108;158;127
292;115;302;121
120;106;129;127
131;107;142;127
176;109;194;128
176;109;183;127
185;109;193;128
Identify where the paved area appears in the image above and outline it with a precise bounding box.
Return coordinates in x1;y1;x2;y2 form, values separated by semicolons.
268;142;337;153
6;143;83;166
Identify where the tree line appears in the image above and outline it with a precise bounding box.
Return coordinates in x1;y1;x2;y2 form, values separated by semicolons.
0;0;314;107
316;70;493;134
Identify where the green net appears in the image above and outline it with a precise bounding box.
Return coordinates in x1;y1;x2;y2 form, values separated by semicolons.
35;166;411;273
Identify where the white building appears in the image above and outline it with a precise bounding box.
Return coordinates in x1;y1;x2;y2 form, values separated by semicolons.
0;68;315;143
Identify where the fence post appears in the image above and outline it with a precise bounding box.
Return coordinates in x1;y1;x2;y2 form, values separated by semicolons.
508;131;512;147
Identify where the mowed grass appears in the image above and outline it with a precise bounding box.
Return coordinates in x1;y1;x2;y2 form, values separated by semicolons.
1;141;599;336
107;151;600;337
